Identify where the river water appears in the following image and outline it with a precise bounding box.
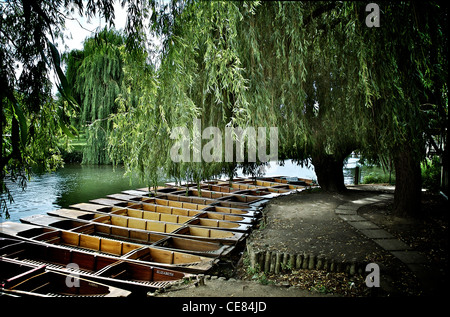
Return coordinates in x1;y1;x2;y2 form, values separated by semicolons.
1;160;359;223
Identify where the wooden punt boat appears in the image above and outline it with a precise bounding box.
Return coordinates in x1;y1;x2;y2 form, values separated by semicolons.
200;179;247;185
118;192;261;213
135;187;182;194
73;200;254;224
111;192;214;207
1;257;131;297
203;182;293;195
233;177;309;190
158;191;260;212
167;189;268;210
88;199;253;235
228;189;284;198
119;191;259;218
233;188;294;198
0;238;188;296
104;194;253;232
49;208;247;245
256;176;316;186
136;187;258;211
0;222;216;273
168;188;264;204
91;196;210;211
77;202;195;225
21;213;234;257
163;179;254;188
200;184;242;193
87;196;258;224
168;183;292;197
158;194;260;217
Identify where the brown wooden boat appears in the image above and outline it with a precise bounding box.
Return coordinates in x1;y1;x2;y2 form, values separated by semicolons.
72;201;254;224
205;184;285;195
0;238;188;296
87;196;258;225
104;194;253;232
136;187;258;211
49;208;247;245
21;213;234;257
154;192;247;209
0;222;216;273
1;256;131;297
118;192;260;216
111;192;215;208
167;188;264;203
164;189;268;210
202;181;294;195
233;177;310;190
76;201;194;224
257;176;316;186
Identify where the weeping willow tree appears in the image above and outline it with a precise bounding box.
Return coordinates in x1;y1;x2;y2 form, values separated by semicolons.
108;43;164;190
236;2;372;192
355;1;448;217
66;28;126;164
108;1;447;217
109;1;258;190
109;1;366;190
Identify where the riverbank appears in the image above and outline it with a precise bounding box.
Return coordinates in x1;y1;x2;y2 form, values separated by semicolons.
156;185;448;297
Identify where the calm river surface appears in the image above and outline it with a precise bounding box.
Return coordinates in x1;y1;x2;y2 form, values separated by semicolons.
1;160;358;223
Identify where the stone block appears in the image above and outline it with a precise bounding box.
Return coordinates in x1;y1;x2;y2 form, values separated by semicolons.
359;229;395;239
338;215;366;222
335;208;357;215
373;239;412;251
347;221;379;230
391;251;427;264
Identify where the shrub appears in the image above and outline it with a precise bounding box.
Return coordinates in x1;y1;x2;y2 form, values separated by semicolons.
362;170;395;185
421;156;441;193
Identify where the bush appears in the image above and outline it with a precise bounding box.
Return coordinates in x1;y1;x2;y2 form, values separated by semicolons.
60;148;83;163
421;156;441;193
362;171;394;184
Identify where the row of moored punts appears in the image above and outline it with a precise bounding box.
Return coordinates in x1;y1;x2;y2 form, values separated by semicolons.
1;176;315;297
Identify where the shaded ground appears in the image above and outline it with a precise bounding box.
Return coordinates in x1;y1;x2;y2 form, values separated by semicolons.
155;276;336;297
248;189;385;263
156;185;448;297
357;191;449;295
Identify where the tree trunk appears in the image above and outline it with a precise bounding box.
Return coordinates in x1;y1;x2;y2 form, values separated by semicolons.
443;125;449;195
393;145;422;218
311;153;347;192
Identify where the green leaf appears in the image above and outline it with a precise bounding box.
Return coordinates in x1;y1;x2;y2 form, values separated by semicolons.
7;91;28;147
48;41;79;109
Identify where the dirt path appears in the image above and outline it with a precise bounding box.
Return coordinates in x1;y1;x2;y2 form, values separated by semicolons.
156;186;448;298
155;276;335;297
248;189;387;263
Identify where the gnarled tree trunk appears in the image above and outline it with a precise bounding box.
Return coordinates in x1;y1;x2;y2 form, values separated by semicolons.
311;153;348;192
393;145;422;217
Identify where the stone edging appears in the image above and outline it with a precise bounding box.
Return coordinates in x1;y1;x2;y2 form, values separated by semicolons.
335;193;428;268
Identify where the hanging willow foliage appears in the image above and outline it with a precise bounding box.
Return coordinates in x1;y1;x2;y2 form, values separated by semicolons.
108;1;447;206
109;1;259;189
69;28;126;164
107;1;390;185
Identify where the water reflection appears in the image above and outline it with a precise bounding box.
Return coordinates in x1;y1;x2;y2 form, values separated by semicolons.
2;164;150;222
